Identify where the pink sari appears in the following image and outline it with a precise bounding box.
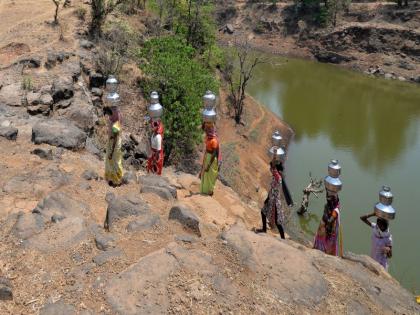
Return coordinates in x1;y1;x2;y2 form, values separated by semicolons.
314;205;341;257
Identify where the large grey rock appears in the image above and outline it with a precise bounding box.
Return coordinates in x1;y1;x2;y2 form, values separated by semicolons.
93;248;124;266
105;194;150;228
95;233;116;251
0;277;13;301
221;223;328;307
32;191;89;223
0;126;18;140
169;204;201;236
52;77;74;102
31;148;53;160
57;95;97;131
13;212;45;240
32;119;87;150
25;91;53;116
25;217;88;252
139;175;177;200
82;169;99;181
39;301;76;315
0;83;23;107
126;213;160;232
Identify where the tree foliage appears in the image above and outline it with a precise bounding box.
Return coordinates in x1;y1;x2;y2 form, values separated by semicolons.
137;36;219;163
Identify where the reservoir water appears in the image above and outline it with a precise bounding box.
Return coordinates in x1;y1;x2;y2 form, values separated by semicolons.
247;56;420;293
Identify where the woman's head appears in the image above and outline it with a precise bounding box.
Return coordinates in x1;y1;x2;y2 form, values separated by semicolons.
103;106;113;116
152;120;159;131
326;192;339;210
204;122;214;131
377;217;389;232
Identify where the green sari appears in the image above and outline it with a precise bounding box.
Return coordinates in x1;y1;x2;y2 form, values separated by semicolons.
200;152;218;195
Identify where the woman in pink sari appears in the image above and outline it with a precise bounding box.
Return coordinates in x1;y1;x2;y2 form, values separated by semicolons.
313;193;341;256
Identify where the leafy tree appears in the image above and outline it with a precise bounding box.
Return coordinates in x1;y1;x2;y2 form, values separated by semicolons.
90;0;123;37
137;36;219;163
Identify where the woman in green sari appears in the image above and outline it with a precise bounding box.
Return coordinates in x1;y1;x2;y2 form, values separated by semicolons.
104;106;123;186
199;122;220;196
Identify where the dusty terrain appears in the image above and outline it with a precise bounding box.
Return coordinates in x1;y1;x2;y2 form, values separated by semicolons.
217;0;420;83
0;0;419;314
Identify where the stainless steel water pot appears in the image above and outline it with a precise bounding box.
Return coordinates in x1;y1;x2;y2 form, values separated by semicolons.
324;159;342;192
106;75;118;94
148;91;163;119
202;91;217;122
272;131;283;147
374;186;396;220
268;146;285;162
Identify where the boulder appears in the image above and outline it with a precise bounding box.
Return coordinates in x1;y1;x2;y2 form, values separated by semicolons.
0;126;18;140
95;233;116;251
0;83;23;107
93;248;124;266
169;204;201;236
313;49;353;64
62;61;81;81
126;213;160;232
39;301;76;315
224;24;234;34
12;212;45;240
32;119;87;150
31;148;53;160
139;174;177;199
25;217;89;252
91;87;103;97
32;191;89;223
0;278;13;301
25;91;53;115
141;185;174;200
52;77;74;102
80;39;94;50
14;56;42;68
82;169;99;181
105;194;150;229
122;171;138;185
57;95;97;131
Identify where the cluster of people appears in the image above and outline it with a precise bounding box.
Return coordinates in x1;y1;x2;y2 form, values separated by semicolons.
255;147;394;271
102;77;393;271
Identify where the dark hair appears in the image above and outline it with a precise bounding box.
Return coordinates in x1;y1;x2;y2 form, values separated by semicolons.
275;162;284;172
103;107;112;116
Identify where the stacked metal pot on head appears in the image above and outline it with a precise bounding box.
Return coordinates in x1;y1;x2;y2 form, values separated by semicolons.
374;186;396;220
268;130;285;163
105;75;120;107
324;159;342;194
202;91;217;123
148;91;163;120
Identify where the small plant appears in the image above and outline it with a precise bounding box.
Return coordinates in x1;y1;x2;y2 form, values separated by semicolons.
75;6;87;20
22;76;33;91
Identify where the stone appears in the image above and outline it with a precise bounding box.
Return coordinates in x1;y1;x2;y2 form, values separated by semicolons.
25;217;88;252
398;76;406;82
91;87;103;97
169;204;201;236
89;72;104;88
95;233;116;251
0;279;13;301
63;61;81;81
175;234;198;243
225;24;234;34
52;77;74;102
85;137;102;158
93;248;124;266
51;213;66;223
0;83;23;107
105;194;150;229
31;148;53;160
80;39;94;50
32;191;89;222
82;169;99;181
58;94;98;131
25;91;52;115
122;170;137;185
398;60;415;70
141;185;174;200
54;99;72;110
39;301;76;315
139;175;177;198
12;212;45;240
126;213;160;232
15;56;42;68
32;119;87;150
0;126;18;140
384;73;393;79
313;49;353;64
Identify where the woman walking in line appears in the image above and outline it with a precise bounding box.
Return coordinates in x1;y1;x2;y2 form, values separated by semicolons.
256;160;286;239
147;120;164;175
104;106;124;186
313;193;341;256
199;122;220;196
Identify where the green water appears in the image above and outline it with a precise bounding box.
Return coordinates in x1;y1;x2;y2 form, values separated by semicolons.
247;56;420;293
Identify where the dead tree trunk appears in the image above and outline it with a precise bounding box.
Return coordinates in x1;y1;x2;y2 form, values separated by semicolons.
298;174;323;215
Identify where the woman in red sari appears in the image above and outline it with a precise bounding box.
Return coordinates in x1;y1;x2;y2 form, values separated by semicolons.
147;120;164;175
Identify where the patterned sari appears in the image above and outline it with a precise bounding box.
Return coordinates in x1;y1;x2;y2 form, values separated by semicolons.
105;111;123;185
314;202;341;256
200;126;220;195
261;166;284;228
147;120;164;175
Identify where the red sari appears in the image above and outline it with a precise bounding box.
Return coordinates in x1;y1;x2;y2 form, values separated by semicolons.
147;120;164;175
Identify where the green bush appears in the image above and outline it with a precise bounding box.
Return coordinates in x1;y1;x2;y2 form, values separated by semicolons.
137;36;219;163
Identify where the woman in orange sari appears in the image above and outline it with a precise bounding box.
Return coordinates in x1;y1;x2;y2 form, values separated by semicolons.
199;122;220;196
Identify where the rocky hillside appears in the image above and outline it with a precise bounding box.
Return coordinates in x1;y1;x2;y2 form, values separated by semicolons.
216;0;420;83
0;0;419;314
